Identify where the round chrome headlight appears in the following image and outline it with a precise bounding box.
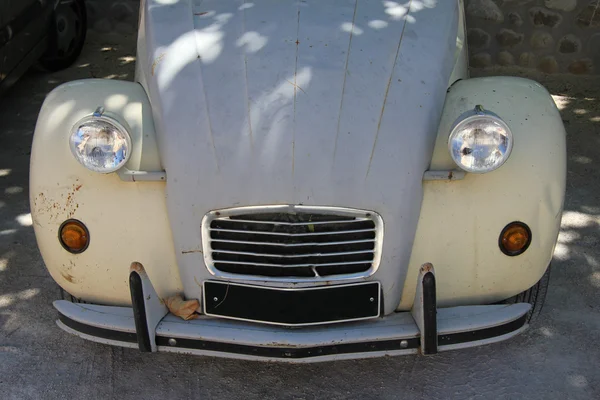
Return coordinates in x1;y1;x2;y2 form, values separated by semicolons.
69;111;131;173
448;106;513;174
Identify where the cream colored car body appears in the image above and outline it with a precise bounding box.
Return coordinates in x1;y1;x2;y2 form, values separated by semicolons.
32;77;566;307
30;0;566;360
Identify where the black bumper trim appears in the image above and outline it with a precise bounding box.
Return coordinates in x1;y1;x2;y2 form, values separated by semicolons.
421;271;438;354
58;313;137;344
156;336;421;359
129;271;152;352
57;311;528;359
438;314;528;347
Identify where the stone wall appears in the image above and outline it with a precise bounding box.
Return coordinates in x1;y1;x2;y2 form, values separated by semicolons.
466;0;600;74
85;0;600;74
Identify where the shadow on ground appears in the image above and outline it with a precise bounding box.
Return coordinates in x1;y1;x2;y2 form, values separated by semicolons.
1;32;600;400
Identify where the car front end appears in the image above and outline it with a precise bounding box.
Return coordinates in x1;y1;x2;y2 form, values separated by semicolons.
30;0;566;362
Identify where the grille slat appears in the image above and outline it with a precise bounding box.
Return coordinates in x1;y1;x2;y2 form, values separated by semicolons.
215;264;316;277
203;208;382;280
212;260;374;268
217;218;370;226
213;249;374;259
212;241;374;254
213;251;372;266
210;219;374;234
211;239;375;256
211;227;375;235
209;238;375;247
208;229;375;243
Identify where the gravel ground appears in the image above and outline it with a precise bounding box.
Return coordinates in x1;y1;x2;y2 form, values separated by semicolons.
1;32;600;400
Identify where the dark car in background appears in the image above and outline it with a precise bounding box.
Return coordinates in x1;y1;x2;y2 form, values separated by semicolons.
0;0;87;95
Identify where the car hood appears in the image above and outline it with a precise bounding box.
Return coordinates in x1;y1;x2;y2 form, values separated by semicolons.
139;0;458;313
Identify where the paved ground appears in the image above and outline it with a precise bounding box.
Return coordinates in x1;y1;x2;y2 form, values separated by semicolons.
1;32;600;400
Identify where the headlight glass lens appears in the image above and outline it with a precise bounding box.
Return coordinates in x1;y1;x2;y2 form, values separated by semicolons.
448;110;513;173
69;116;131;173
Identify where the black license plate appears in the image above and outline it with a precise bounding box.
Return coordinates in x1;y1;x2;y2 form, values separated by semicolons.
203;281;380;326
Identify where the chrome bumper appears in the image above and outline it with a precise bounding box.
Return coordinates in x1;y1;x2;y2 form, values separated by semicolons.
53;263;531;363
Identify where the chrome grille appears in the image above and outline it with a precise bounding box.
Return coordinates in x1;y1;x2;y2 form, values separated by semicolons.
202;206;383;281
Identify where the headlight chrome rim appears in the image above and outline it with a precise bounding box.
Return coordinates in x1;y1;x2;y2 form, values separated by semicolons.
448;106;513;174
69;111;132;174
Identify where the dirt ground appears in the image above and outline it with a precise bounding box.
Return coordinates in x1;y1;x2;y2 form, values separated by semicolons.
1;31;600;399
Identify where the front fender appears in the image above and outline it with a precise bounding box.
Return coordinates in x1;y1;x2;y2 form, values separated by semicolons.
30;79;182;305
399;77;566;310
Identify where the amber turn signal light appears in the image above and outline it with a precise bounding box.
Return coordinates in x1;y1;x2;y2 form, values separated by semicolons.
499;222;531;256
59;219;89;254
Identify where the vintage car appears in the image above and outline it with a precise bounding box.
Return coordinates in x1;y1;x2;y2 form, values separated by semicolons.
0;0;87;95
31;0;566;362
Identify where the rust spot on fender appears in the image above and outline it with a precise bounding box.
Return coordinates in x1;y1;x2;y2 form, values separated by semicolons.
61;271;76;283
130;261;145;273
420;263;434;274
33;180;82;221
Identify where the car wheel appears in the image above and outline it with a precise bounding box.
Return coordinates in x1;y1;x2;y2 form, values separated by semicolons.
501;264;551;325
39;0;87;71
